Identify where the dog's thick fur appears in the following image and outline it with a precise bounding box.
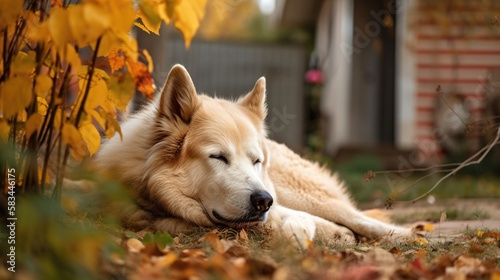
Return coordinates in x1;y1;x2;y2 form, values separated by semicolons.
94;65;414;247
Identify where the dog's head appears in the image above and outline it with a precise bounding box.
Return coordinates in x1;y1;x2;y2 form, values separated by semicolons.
145;65;275;227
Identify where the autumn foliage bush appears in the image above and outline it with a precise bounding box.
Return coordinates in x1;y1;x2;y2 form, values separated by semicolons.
0;0;206;197
0;0;206;277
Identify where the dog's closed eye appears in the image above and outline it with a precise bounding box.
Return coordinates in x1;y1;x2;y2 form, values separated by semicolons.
209;154;229;164
253;158;261;165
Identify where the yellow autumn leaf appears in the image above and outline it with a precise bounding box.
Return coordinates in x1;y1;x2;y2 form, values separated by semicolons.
26;113;43;139
53;107;64;129
160;251;178;267
83;2;111;36
171;0;207;47
105;0;136;34
11;51;36;75
1;76;33;119
423;223;435;232
98;32;122;58
98;32;138;60
85;76;107;111
62;123;88;161
143;49;154;72
26;10;50;43
76;66;109;112
138;0;168;35
17;111;28;122
305;239;313;248
0;0;23;29
68;5;92;46
62;123;82;146
48;7;73;50
118;33;138;60
63;43;82;70
0;53;3;76
105;114;122;140
88;109;105;130
415;237;428;246
108;72;135;111
35;74;53;97
37;97;49;116
79;122;101;156
134;21;151;34
0;121;10;140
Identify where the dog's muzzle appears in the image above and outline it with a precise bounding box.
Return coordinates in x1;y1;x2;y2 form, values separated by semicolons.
212;190;273;225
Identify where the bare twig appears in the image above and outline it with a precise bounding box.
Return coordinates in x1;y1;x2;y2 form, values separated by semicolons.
409;126;500;202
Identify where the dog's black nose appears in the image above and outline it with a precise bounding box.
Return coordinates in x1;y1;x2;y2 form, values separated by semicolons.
250;191;273;212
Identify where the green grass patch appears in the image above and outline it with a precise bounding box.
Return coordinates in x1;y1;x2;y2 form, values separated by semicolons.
334;155;500;204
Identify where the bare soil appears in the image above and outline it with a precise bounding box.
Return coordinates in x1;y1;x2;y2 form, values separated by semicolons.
385;198;500;242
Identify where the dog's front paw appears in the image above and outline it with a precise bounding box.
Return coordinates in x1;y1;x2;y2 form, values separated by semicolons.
281;214;316;249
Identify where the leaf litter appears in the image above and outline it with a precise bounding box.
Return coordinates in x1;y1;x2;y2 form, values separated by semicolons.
100;225;500;280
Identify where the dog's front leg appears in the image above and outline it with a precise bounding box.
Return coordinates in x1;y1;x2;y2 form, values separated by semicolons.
267;205;356;249
153;217;201;234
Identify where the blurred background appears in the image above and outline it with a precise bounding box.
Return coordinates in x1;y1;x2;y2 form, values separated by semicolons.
135;0;500;202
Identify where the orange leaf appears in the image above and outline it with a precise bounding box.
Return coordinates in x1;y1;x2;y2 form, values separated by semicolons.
202;231;224;253
108;49;126;73
126;59;155;99
484;231;500;240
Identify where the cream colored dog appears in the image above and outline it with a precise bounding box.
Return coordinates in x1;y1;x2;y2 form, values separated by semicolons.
94;64;414;247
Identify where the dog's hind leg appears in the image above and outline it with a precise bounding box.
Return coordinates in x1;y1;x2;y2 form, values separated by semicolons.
280;197;414;242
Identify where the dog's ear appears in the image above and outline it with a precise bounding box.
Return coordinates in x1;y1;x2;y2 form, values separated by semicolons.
238;77;267;119
159;64;199;123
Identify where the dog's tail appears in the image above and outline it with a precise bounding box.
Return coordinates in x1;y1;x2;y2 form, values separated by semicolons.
362;209;392;223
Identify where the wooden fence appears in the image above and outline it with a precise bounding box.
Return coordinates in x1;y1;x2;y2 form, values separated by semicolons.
140;34;308;152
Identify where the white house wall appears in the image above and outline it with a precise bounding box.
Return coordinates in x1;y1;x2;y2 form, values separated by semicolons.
317;0;354;155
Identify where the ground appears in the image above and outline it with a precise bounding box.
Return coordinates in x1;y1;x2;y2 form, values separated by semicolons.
2;196;499;279
386;198;500;243
103;198;500;279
